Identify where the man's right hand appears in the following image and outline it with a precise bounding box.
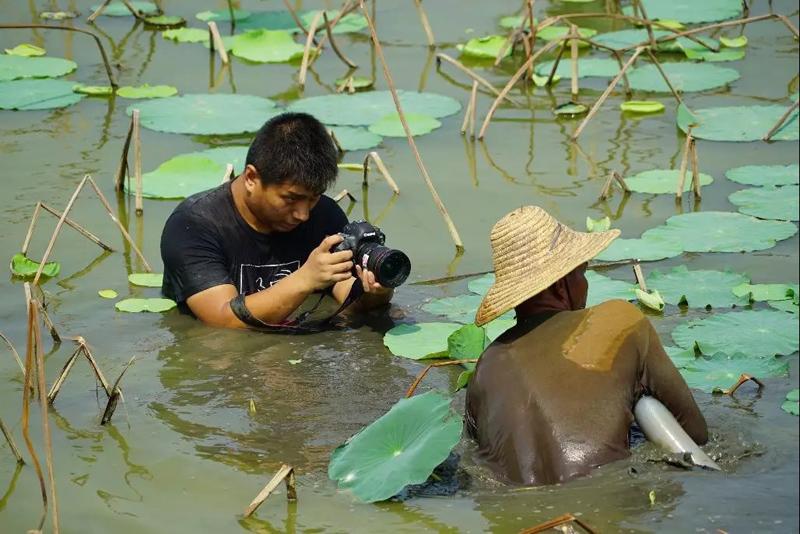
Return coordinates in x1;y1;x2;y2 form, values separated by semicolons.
296;234;354;291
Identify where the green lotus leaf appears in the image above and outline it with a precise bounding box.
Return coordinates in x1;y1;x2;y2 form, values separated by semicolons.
535;26;596;47
642;211;797;253
592;29;672;50
299;10;367;34
468;273;494;296
384;322;462;360
115;298;177;313
144;15;185;27
671;310;799;358
725;164;799;187
676;103;798;142
288;90;461;127
720;35;748;48
328;390;463;503
648;266;750;308
625;169;714;194
621;0;741;24
196;9;251;22
594;236;683;262
117;84;178;99
0;55;77;82
664;345;697;369
73;84;114;96
422;294;483;323
98;289;118;299
368;112;441;137
769;300;799;314
329;126;382;151
162;28;210;43
128;273;164;287
532;73;561;86
447;324;486;366
40;11;79;20
486;318;516;342
461;35;511;59
586;216;611;232
10;253;59;279
129;93;278;134
455;370;474;391
651;19;685;30
586;270;636;306
499;15;535;30
728;186;799;221
90;1;158;17
0;79;84;110
627;63;739;93
235;11;297;31
227;30;305;63
683;47;745;62
555;102;588;116
782;389;800;415
636;289;665;312
621;100;665;114
4;44;46;57
335;76;373;90
679;352;788;393
732;283;798;302
535;58;621;79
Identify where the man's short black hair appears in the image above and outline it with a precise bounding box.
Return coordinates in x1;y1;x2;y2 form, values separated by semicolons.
245;112;338;195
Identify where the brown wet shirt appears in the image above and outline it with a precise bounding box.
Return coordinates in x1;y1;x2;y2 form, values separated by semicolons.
465;300;708;486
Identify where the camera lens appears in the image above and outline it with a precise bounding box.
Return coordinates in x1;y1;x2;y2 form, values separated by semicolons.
357;243;411;288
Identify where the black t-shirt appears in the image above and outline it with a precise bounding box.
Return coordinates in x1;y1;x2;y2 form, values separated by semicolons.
160;180;348;304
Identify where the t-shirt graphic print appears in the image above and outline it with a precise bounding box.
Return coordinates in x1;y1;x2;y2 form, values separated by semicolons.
239;260;300;295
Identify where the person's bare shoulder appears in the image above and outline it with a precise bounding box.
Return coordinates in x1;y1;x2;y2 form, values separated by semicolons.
588;299;647;328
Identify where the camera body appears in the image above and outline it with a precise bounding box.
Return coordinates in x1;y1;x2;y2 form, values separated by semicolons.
333;220;411;288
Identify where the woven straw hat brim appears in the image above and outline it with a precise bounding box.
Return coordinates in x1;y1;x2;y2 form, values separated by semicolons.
475;225;619;326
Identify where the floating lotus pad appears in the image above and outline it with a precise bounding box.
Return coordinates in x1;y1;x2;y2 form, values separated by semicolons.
636;289;665;312
732;283;798;302
728;186;799;221
468;273;494;295
0;79;84;110
642;211;797;253
226;30;305;63
627;63;740;93
299;10;367;34
0;55;77;82
196;9;251;22
594;236;683;262
665;345;697;369
586;216;611;232
328;391;462;503
592;29;672;50
770;300;799;314
683;48;745;62
288;91;461;127
535;58;622;79
98;289;118;299
725;164;799;187
73;84;114;96
329;126;382;151
90;1;159;16
162;28;210;43
677;103;799;142
460;35;511;59
10;253;59;278
486;318;516;342
4;44;46;57
647;266;750;308
236;9;366;34
115;298;177;313
144;15;185;26
447;323;487;364
535;26;597;47
40;11;79;20
680;352;788;393
499;16;534;29
116;84;178;99
554;102;588;116
671;309;799;358
720;35;748;48
586;270;636;306
422;294;483;324
129;94;278;135
384;322;462;360
623;0;741;24
335;76;373;90
368;113;441;137
128;273;164;287
625;169;714;194
782;389;799;416
620;101;665;113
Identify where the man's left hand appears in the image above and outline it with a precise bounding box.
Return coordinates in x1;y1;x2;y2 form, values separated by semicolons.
355;265;392;296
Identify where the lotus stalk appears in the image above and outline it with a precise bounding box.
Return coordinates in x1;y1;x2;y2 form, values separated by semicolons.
521;513;597;534
322;12;357;69
207;21;229;64
362;152;400;194
298;12;324;88
0;331;25;376
0;418;24;464
115;115;135;192
763;100;800;142
435;53;521;106
676;130;693;199
333;189;356;203
722;373;765;396
690;140;702;199
569;25;580;98
101;356;136;425
632;263;648;292
312;0;359;57
132;109;144;215
243;464;297;517
413;0;435;47
405;359;478;398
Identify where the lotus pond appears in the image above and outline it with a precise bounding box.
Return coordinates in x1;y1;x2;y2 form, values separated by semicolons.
1;0;798;532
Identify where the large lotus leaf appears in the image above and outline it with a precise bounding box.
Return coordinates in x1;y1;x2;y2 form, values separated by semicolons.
328;391;463;503
732;283;798;302
0;55;77;82
683;47;745;62
128;154;224;199
235;10;297;31
627;63;739;93
115;298;177;313
460;35;511;59
4;44;46;57
0;79;84;110
725;164;799;187
647;265;750;308
677;103;799;142
384;322;462;360
592;29;672;50
680;352;788;393
671;310;799;358
10;253;59;278
782;389;799;416
329;126;381;151
116;84;178;99
594;236;683;262
90;1;158;16
585;270;636;306
129;94;278;135
228;30;305;63
728;186;799;221
198;146;249;169
368;113;441;138
128;273;164;287
664;345;697;369
622;0;741;24
770;300;799;314
287;90;461;127
196;9;251;22
299;10;367;34
422;294;483;324
535;58;622;79
468;273;494;295
486;317;516;342
626;169;714;194
447;324;486;366
642;211;797;253
162;28;210;43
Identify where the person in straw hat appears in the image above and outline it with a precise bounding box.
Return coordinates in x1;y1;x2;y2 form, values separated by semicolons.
465;206;708;486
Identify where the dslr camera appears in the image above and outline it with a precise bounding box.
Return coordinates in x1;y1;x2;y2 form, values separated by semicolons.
332;221;411;288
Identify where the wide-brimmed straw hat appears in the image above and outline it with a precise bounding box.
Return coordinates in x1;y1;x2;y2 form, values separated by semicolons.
474;206;620;326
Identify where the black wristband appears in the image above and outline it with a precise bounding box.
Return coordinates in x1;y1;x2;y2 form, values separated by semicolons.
229;293;269;328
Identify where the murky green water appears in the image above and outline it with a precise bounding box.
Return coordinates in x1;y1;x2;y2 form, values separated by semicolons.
1;1;798;532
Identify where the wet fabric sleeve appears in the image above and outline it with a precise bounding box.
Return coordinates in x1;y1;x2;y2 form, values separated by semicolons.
640;321;709;444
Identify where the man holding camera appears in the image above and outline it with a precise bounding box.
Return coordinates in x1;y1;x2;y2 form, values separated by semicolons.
160;112;394;329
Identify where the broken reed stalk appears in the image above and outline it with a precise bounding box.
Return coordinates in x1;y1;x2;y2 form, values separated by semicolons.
545;38;568;86
119;0;150;21
676;130;693;199
114;116;134;192
468;81;478;138
722;373;765;396
613;171;629;192
36;300;61;344
360;1;463;249
221;164;234;184
633;0;657;49
478;39;562;140
690;139;702;199
243;464;297;517
47;346;82;405
322;12;357;68
298;12;323;88
101;356;135;425
79;341;113;396
333;189;356;202
413;0;435;47
405;359;478;398
632;262;647;291
643;48;683;106
0;417;24;464
362;152;400;194
525;0;536;64
521;513;597;534
40;203;114;252
0;24;117;87
328;129;345;154
281;0;312;37
132;110;144;215
207;21;229;64
435;53;521;106
312;0;358;57
87;0;112;22
599;170;628;199
0;331;25;376
763;99;799;141
572;47;643;141
569;25;580;98
494;28;522;67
